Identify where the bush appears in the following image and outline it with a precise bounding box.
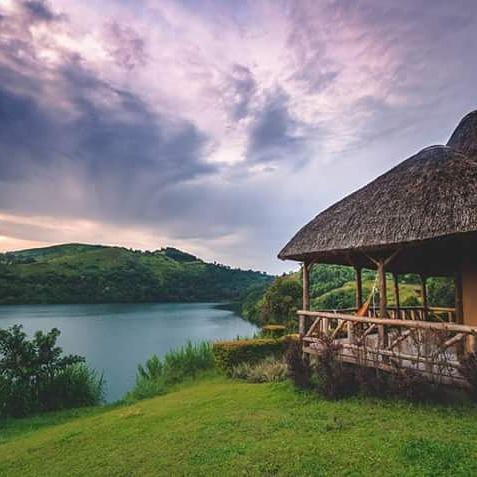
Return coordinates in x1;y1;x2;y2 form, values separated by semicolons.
231;357;288;383
459;352;477;400
126;341;215;402
261;325;287;339
0;325;103;418
213;337;293;374
162;341;214;384
285;340;311;389
314;335;356;399
41;364;104;411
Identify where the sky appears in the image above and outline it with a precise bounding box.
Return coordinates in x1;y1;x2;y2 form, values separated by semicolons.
0;0;477;274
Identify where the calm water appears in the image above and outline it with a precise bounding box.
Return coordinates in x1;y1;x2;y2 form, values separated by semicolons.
0;303;257;402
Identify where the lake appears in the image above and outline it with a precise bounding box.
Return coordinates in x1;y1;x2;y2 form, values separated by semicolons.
0;303;257;402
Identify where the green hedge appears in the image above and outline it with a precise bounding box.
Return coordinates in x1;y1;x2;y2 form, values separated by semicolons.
213;336;297;374
262;324;287;338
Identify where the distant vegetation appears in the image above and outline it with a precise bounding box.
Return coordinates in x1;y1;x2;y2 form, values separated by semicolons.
240;264;455;328
0;244;272;304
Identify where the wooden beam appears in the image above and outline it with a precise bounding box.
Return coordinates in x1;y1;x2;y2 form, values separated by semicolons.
420;275;428;321
393;273;400;319
302;261;310;312
455;271;464;325
355;267;363;309
298;309;477;334
377;259;387;318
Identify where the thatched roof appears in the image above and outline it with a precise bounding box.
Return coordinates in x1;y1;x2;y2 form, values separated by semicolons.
447;110;477;159
279;111;477;272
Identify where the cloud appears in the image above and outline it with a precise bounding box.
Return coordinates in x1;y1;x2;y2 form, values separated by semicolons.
224;64;256;121
104;21;148;70
0;0;477;273
246;90;310;167
21;0;61;23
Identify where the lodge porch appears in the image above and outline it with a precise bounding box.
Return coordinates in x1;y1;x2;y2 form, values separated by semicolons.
297;254;477;387
298;309;477;386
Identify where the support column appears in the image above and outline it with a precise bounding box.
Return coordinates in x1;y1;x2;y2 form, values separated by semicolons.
377;259;387;318
302;261;310;311
420;275;428;321
455;271;464;325
393;273;400;319
355;267;363;310
377;259;388;347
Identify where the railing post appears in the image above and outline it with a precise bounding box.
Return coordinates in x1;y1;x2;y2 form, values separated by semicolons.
322;317;329;336
347;321;355;344
299;314;305;338
465;334;476;354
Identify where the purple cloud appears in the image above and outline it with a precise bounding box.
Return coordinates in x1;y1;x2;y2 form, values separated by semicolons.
0;0;477;272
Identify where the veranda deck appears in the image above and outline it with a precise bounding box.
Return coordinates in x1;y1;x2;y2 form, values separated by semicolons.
299;309;477;386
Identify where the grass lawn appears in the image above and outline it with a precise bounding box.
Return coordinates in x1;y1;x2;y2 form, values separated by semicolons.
1;376;477;476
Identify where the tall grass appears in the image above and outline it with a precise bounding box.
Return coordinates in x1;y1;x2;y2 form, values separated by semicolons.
125;341;215;402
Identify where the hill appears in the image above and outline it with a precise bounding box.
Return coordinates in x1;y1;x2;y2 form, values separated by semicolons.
0;244;272;304
1;376;477;476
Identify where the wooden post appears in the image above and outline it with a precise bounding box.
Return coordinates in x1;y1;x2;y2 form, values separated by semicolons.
455;271;464;325
355;267;363;310
299;314;305;338
301;261;310;338
377;259;388;347
393;273;400;319
378;259;387;319
302;261;310;311
420;275;428;321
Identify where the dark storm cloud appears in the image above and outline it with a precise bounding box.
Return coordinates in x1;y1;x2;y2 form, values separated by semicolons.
0;52;214;228
246;91;309;167
0;61;212;184
21;1;62;23
0;87;55;181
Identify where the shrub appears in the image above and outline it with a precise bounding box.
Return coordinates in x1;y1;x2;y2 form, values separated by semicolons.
285;339;311;389
261;325;286;339
314;335;356;399
389;367;432;402
126;376;168;402
41;364;104;411
231;357;288;383
137;354;163;381
0;324;103;418
458;352;477;400
213;337;293;374
125;341;215;402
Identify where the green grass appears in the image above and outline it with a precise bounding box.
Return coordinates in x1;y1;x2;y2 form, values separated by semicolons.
1;376;477;476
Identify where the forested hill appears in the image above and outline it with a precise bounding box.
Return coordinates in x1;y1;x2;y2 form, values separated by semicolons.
0;244;273;305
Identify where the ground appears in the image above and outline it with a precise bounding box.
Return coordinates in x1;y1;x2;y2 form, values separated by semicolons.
1;376;477;476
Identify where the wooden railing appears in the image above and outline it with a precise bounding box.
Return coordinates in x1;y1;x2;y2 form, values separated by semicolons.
315;306;456;322
298;310;476;385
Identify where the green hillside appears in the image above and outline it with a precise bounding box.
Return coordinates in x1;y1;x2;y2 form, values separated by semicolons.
241;264;455;328
0;244;272;304
1;376;477;476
